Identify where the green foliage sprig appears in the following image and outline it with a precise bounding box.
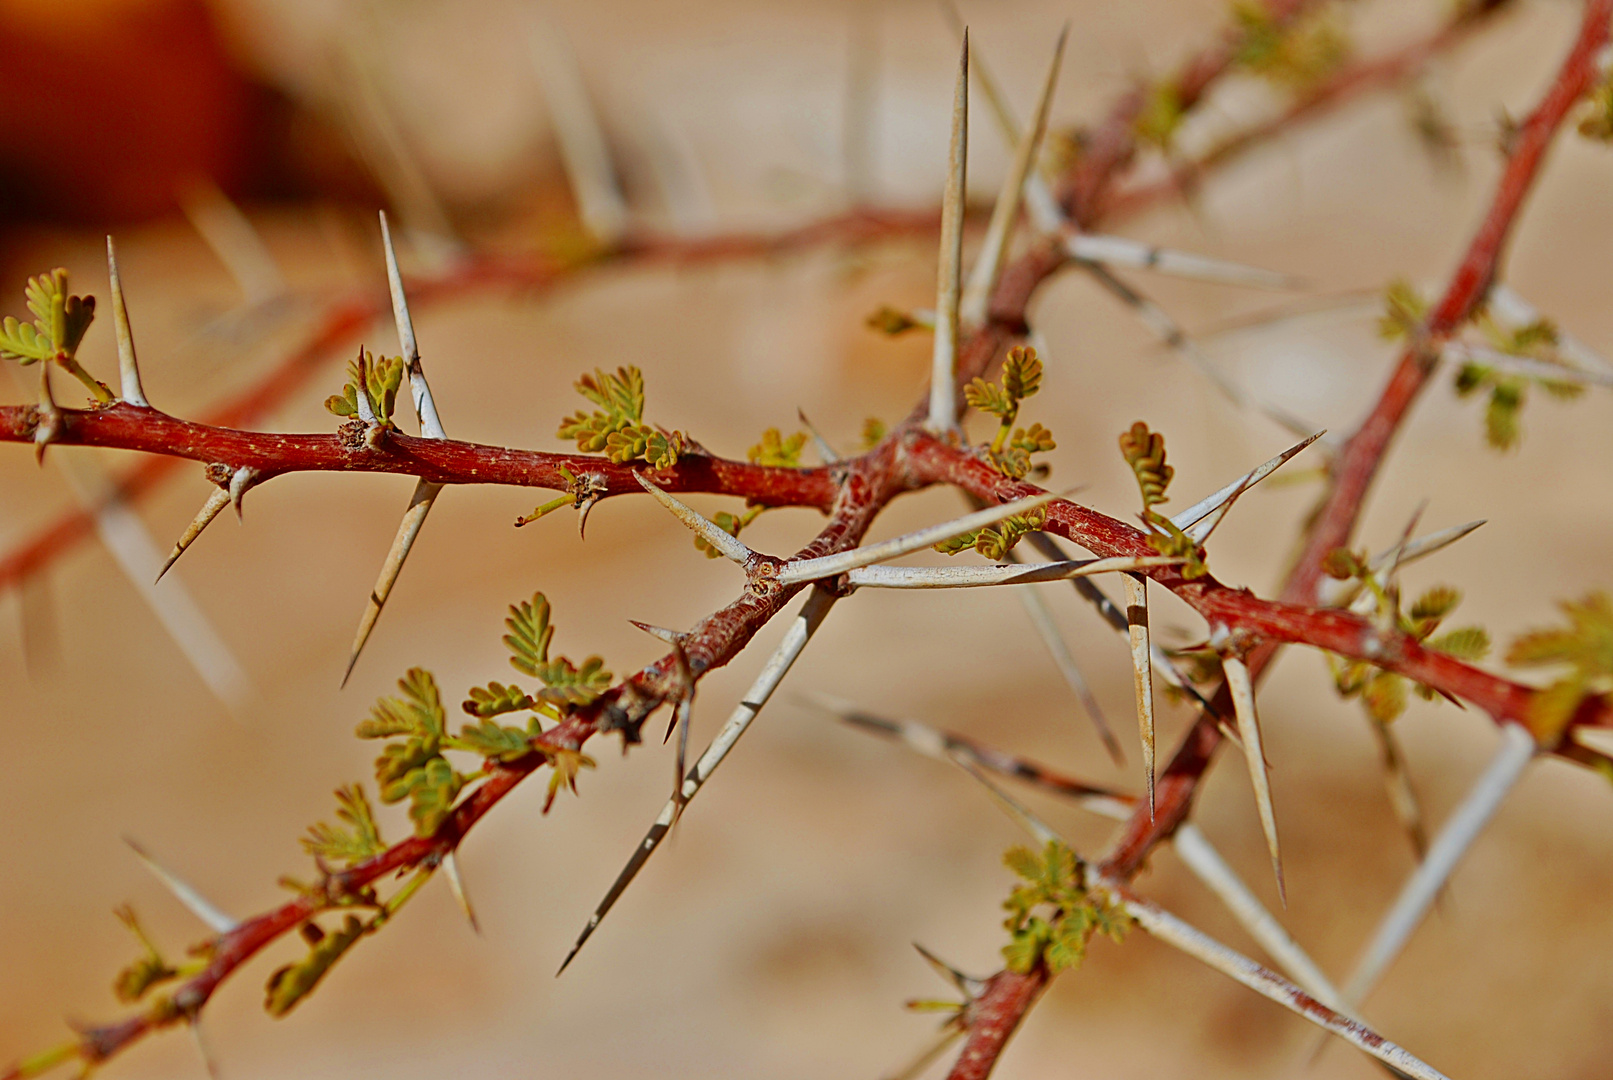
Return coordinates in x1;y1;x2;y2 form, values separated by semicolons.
1232;1;1350;89
303;785;387;867
357;668;466;836
1118;421;1206;578
558;365;685;469
964;346;1057;481
1322;549;1490;723
1000;841;1129;975
0;269;112;402
325;349;406;425
1507;593;1613;742
935;507;1049;560
111;906;184;1004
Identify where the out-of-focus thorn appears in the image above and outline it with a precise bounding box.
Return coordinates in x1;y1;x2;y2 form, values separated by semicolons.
342;480;443;688
633;475;756;565
777;489;1063;586
1124;573;1156;818
1340;722;1535;1006
807;692;1134;816
1068;234;1302;290
641;104;717;236
1489;284;1613;377
441;850;480;934
884;1027;966;1080
1221;653;1285;905
55;455;252;711
105;237;149;408
1010;561;1124;764
1368;717;1431;862
842;4;878;204
913;942;987;1000
189;1018;222;1080
17;573;60;677
1082;261;1321;439
380;211;447;439
1172;823;1344;1009
557;588;837;976
631;621;696;824
1114;889;1450;1080
926;30;968;434
950;752;1065;849
530;17;630;246
1171;430;1327;543
156;487;231;584
228;466;260;520
843;554;1181;589
124;837;238;934
1442;340;1613;388
960;25;1066;328
1317;520;1486;607
179;181;287;306
796;408;842;463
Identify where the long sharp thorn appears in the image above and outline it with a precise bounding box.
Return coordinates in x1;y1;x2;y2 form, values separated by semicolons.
180;181;286;304
1124;573;1155;818
1489;283;1613;376
925;30;968;434
796;407;841;463
1011;567;1124;764
530;18;630;246
950;753;1062;847
441;850;480;934
1171;430;1327;541
960;25;1066;328
1172;823;1344;1009
1066;233;1301;290
124;837;238;934
633;475;756;565
380;211;447;438
1221;653;1285;905
343;480;443;687
105;237;149;408
776;488;1066;586
1319;520;1487;607
1341;722;1535;1006
912;942;986;999
189;1019;221;1080
843;554;1181;589
1084;261;1319;439
1369;717;1431;862
885;1027;966;1080
1444;341;1613;389
1114;889;1452;1080
156;488;231;583
557;588;837;974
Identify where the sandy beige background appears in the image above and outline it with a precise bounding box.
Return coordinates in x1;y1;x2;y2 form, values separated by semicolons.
2;1;1612;1078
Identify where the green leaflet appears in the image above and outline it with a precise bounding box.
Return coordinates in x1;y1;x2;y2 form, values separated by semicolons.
999;841;1128;975
747;428;807;468
264;915;369;1017
303;785;387;866
0;269;95;365
111;906;179;1004
558;365;686;468
461;681;538;718
1231;0;1350;89
325;350;405;424
502;593;611;706
1507;593;1613;741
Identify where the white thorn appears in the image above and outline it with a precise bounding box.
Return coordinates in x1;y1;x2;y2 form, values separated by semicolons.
1124;573;1155;818
1170;430;1327;543
1173;823;1343;1009
343;480;443;687
1067;233;1300;290
1442;341;1613;389
179;181;286;304
1318;520;1487;607
530;17;630;246
557;588;837;974
960;25;1066;328
1113;887;1452;1080
1489;283;1613;377
797;408;842;463
1222;653;1285;904
228;466;259;520
926;30;968;434
1341;723;1535;1005
913;942;986;1000
124;837;238;934
633;475;756;565
380;211;447;439
843;554;1182;588
106;237;149;408
776;489;1064;586
156;487;231;583
441;850;480;934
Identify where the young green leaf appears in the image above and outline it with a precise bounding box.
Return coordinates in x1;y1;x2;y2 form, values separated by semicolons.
302;784;387;866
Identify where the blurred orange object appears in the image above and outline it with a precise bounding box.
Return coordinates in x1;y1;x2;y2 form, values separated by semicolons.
0;0;287;223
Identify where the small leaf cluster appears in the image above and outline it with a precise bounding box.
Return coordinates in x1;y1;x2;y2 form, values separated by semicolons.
0;269;95;367
965;346;1057;479
1507;593;1613;742
1133;80;1185;149
860;417;887;450
1119;421;1207;578
748;428;807;468
864;305;924;336
502;592;613;707
326;349;405;425
1231;1;1350;89
356;669;467;836
264;915;371;1017
1377;278;1429;342
558;365;685;469
111;906;182;1004
999;841;1129;975
1456;315;1582;451
1323;549;1490;723
303;785;387;867
1579;76;1613;141
935;507;1048;561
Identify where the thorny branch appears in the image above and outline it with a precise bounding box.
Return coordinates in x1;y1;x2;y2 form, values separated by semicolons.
1;0;1607;1076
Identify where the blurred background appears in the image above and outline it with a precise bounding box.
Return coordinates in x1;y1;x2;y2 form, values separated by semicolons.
2;0;1612;1077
